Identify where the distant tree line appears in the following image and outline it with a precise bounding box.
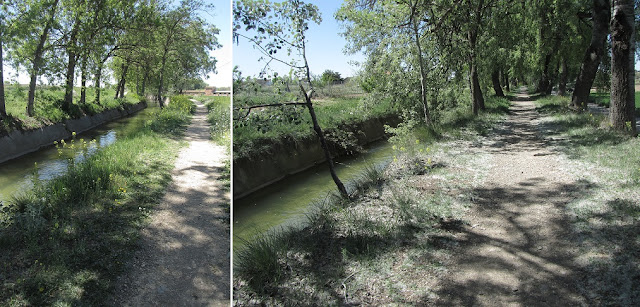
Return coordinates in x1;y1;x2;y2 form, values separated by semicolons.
0;0;219;119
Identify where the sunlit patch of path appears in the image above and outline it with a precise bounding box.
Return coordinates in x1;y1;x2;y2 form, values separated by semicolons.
434;91;587;306
112;99;230;306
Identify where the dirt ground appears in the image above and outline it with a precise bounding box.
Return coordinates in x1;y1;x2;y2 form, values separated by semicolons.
434;93;587;305
111;99;230;306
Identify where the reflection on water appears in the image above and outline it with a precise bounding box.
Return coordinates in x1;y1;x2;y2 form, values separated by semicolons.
233;140;394;247
0;107;155;201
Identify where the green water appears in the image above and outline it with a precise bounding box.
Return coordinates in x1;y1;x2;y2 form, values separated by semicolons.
233;140;394;247
0;106;157;202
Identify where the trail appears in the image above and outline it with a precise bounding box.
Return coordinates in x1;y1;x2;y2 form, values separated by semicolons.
435;92;587;306
112;99;229;306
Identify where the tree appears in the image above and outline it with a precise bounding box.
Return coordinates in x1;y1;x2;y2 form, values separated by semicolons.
571;0;611;109
320;69;342;85
0;0;7;119
154;0;218;107
337;0;441;124
12;0;61;117
610;0;637;134
234;0;349;198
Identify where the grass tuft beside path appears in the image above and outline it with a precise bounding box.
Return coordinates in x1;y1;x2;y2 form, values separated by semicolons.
0;97;194;306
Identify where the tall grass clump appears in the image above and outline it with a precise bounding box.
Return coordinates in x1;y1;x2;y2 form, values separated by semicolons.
204;96;231;147
147;95;195;135
0;96;192;305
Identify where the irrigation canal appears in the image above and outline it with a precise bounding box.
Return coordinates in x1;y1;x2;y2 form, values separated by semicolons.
233;140;394;248
0;106;157;202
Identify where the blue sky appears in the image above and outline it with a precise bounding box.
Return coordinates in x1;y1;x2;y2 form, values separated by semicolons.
2;0;232;87
205;0;232;87
232;0;365;79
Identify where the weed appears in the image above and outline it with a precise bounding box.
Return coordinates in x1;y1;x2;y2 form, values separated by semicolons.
0;95;191;305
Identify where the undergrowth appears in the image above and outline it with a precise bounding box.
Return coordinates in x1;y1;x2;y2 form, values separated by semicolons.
0;96;192;306
2;85;139;134
233;95;507;305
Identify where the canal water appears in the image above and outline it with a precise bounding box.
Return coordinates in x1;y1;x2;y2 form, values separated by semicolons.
233;140;394;247
0;106;157;202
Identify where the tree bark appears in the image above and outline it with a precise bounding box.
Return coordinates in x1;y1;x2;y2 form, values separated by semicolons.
571;0;611;109
558;57;568;96
94;62;103;105
63;17;80;114
300;34;348;198
116;62;128;99
157;47;169;108
610;0;637;134
492;69;504;97
468;0;484;115
0;14;6;119
504;69;510;92
27;0;59;117
80;55;87;105
411;8;432;125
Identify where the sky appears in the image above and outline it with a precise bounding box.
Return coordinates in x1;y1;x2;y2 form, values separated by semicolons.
232;0;366;79
1;0;232;88
205;0;232;87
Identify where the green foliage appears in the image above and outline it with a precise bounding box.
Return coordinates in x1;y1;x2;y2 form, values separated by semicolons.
233;96;395;159
0;112;186;305
319;69;343;86
203;96;231;146
146;96;195;135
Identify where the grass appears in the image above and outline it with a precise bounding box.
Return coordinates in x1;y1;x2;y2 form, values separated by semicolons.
233;95;507;305
1;84;140;133
0;97;194;306
233;92;396;159
199;96;230;148
589;91;640;111
535;95;640;305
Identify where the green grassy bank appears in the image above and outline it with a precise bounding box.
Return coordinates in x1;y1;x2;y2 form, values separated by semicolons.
1;85;141;134
233;96;510;305
0;96;195;306
233;93;395;160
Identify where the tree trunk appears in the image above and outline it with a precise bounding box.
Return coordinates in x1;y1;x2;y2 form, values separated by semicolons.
572;0;611;109
504;69;510;92
116;62;128;99
300;36;348;198
558;57;568;96
538;52;554;95
80;55;87;105
27;0;59;117
157;48;168;108
0;18;6;119
610;0;637;134
412;19;432;125
94;62;103;105
63;17;80;114
468;1;484;115
492;69;504;97
141;68;148;97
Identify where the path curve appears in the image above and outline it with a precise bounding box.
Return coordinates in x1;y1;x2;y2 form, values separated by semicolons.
435;92;587;305
112;99;230;306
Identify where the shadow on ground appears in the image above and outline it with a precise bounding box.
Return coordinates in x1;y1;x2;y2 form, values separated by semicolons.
428;176;596;306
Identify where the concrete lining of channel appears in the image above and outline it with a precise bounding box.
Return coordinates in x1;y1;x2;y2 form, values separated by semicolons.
0;101;147;165
233;114;400;199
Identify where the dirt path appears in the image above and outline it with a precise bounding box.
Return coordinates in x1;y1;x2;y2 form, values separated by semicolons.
112;100;230;306
435;92;587;305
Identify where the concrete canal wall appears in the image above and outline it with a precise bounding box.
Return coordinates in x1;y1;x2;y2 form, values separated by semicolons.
233;114;401;199
0;102;146;164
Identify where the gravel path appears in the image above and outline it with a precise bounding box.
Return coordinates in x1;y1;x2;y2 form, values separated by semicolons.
112;100;230;306
435;92;587;306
